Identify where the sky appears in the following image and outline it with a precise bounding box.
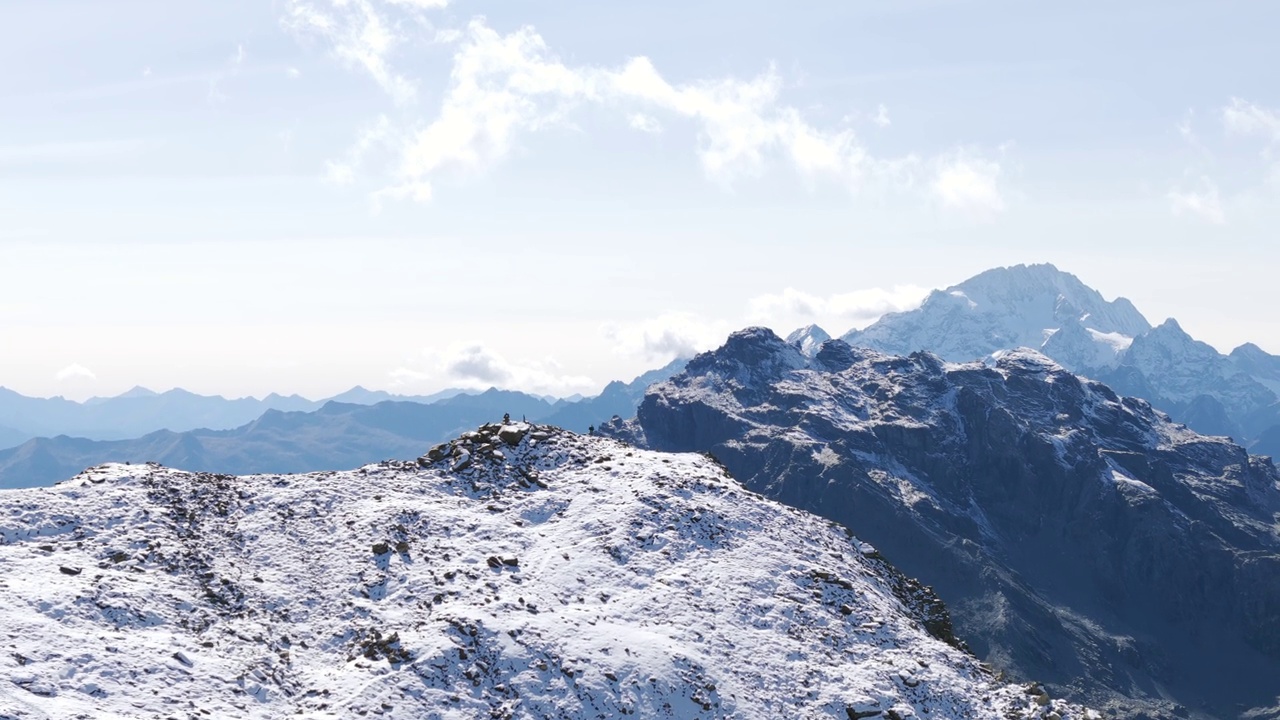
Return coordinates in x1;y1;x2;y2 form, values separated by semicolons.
4;0;1280;401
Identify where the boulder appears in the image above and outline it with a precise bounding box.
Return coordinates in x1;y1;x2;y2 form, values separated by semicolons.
498;424;529;446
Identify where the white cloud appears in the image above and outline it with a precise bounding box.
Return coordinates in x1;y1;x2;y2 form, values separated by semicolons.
286;67;302;79
1169;176;1225;224
601;313;731;362
747;285;929;331
390;343;594;396
291;12;1003;210
1223;98;1280;143
56;364;96;382
283;0;418;104
873;103;891;128
325;161;356;184
628;113;662;134
931;151;1004;217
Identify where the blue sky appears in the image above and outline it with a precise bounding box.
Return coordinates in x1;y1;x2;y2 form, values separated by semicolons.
4;0;1280;400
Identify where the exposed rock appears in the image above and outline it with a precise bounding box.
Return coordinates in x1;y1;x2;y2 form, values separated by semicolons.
628;327;1280;719
498;424;528;446
450;449;472;472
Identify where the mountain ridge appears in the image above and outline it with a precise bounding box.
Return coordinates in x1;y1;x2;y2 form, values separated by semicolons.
612;327;1280;719
836;263;1280;450
0;425;1093;719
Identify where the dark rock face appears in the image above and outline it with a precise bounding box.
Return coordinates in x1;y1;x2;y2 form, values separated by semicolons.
626;328;1280;720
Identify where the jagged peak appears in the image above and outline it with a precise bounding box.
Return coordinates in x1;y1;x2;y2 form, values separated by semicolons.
786;324;832;357
785;323;830;343
705;327;794;361
1152;317;1187;335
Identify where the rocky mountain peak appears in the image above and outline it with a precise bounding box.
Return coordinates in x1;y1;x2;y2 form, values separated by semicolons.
843;264;1150;363
630;332;1280;719
685;327;808;381
786;324;832;357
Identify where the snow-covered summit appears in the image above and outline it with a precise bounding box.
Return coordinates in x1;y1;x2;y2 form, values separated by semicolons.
786;324;832;357
1123;319;1274;411
836;263;1280;447
843;263;1150;365
0;424;1089;720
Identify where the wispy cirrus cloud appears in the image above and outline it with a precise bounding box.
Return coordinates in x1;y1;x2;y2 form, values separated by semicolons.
285;7;1008;213
1223;98;1280;144
283;0;420;104
1165;97;1280;224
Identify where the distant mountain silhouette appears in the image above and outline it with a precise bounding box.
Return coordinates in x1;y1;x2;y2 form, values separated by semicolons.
0;395;514;489
0;362;689;488
0;385;484;449
541;358;687;432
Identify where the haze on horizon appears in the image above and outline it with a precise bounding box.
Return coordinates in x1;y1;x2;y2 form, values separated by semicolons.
4;0;1280;402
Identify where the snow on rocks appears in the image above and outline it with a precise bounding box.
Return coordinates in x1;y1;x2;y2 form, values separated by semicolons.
0;427;1093;720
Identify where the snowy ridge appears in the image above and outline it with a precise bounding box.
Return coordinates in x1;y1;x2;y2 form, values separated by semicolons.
0;424;1090;720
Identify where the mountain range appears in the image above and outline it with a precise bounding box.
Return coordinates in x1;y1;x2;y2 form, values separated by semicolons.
0;425;1092;719
0;385;468;448
813;263;1280;457
0;360;687;490
3;262;1280;719
606;327;1280;719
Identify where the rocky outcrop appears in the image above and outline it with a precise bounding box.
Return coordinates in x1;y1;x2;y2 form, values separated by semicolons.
624;328;1280;720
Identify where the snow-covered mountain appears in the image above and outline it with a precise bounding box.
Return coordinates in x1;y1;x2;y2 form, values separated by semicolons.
787;324;832;357
614;328;1280;719
835;263;1280;448
0;425;1091;720
842;263;1150;366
